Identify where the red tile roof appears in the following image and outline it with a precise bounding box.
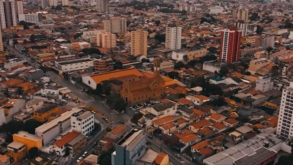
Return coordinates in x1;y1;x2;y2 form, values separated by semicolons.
53;131;79;148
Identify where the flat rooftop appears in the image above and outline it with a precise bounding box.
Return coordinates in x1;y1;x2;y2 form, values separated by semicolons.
56;58;92;65
8;141;25;149
72;110;93;120
234;148;276;165
35;104;58;114
117;129;144;150
35;108;82;133
139;149;158;163
203;133;283;165
14;131;42;141
67;134;86;146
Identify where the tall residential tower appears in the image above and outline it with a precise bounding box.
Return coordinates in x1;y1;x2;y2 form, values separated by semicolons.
165;24;182;50
0;0;17;28
219;26;242;63
103;18;127;34
277;82;293;139
97;0;109;13
130;29;148;57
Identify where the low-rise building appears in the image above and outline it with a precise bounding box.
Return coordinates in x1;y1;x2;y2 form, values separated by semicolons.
35;108;82;145
13;131;43;151
171;49;207;61
0;99;26;125
67;134;87;157
105;125;126;141
93;57;114;73
54;57;94;73
26;99;44;112
0;154;10;165
52;131;80;156
7;142;26;161
71;110;95;136
189;120;211;133
34;104;59;122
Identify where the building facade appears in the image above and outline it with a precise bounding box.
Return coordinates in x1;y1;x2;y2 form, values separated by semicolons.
277;82;293;139
49;0;57;7
55;57;94;73
237;7;248;22
33;104;59;122
219;26;242;63
7;142;26;161
96;31;117;48
18;13;40;24
120;59;165;104
71;110;95;136
13;131;43;151
67;134;87;157
61;0;68;6
93;57;114;73
255;75;273;92
261;35;275;49
165;25;182;50
103;18;127;34
0;0;17;29
35;108;82;145
130;29;148;57
112;129;147;165
97;0;109;13
0;27;3;51
235;21;248;37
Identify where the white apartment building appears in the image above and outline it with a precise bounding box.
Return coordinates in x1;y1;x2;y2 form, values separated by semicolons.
96;31;117;48
18;14;40;24
55;57;94;73
71;110;95;135
35;108;82;145
15;0;23;15
103;18;127;34
49;0;57;7
82;30;103;39
209;6;224;14
277;82;293;139
165;25;182;50
61;0;69;6
255;75;273;92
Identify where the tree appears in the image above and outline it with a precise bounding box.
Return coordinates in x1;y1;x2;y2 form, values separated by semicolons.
200;55;217;63
168;71;179;79
207;47;217;54
256;25;263;35
98;151;112;165
183;55;188;62
131;112;143;124
81;48;101;54
106;127;112;132
28;147;39;159
174;61;185;70
23;119;43;134
154;20;160;26
30;34;36;43
106;94;127;112
113;61;123;70
219;66;229;77
5;134;12;143
13;39;18;45
141;58;150;63
266;46;273;58
154;34;166;42
250;12;259;21
178;93;185;98
73;33;83;39
63;147;70;157
181;10;187;15
206;96;226;106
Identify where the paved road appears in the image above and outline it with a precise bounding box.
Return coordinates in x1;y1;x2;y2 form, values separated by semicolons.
147;137;194;165
66;129;107;165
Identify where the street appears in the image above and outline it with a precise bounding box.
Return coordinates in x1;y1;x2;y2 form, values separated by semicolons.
5;44;194;165
147;137;194;165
